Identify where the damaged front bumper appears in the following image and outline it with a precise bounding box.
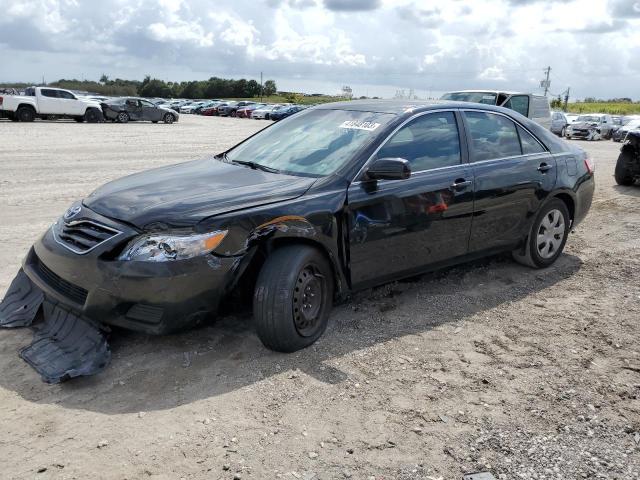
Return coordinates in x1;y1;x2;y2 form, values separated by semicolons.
0;207;248;382
0;270;110;383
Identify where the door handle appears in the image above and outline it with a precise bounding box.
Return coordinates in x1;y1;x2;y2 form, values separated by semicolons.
450;179;472;190
537;163;553;173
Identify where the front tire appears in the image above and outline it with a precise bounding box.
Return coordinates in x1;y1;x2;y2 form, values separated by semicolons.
163;113;174;124
84;107;102;123
116;111;129;123
513;199;570;269
560;126;566;137
615;150;636;186
253;245;334;353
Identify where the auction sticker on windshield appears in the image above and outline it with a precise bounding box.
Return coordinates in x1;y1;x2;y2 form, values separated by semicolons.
339;120;381;131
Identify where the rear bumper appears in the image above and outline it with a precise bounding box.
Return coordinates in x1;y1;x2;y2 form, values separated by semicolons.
22;213;244;335
573;175;595;227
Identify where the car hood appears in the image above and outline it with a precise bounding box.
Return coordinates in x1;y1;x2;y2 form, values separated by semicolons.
572;121;599;129
83;158;316;229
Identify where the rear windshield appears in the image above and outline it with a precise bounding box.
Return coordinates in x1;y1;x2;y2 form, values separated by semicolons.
225;109;395;177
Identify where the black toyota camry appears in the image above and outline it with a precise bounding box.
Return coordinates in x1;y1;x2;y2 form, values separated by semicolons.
1;100;595;381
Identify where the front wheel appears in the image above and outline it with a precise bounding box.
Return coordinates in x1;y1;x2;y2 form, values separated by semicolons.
253;245;334;352
163;113;174;124
84;107;102;123
560;127;566;137
615;150;636;186
513;199;570;269
116;111;129;123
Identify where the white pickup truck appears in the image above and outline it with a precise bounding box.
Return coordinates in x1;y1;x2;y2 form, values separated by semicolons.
0;86;103;122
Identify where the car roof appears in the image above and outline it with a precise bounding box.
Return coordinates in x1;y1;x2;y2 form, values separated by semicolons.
313;99;512;115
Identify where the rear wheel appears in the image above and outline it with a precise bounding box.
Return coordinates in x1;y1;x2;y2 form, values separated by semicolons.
163;113;174;124
117;111;129;123
615;150;636;186
16;106;35;122
253;245;334;352
513;199;570;269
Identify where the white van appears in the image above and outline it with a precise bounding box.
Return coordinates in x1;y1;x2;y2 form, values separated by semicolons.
441;90;552;129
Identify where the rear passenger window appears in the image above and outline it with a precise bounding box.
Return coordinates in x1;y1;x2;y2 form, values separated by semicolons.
503;95;530;117
377;112;461;171
518;126;545;154
464;111;522;161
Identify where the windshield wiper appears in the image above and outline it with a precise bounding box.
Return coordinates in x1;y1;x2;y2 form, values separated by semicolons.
231;159;281;174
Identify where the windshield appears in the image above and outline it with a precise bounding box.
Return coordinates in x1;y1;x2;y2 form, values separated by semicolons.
225;109;395;177
624;119;640;129
577;115;600;122
441;91;497;105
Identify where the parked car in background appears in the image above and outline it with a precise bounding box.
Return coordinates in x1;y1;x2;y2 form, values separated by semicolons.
0;86;103;122
441;90;552;128
252;104;284;120
612;118;640;142
566;114;614;141
193;100;221;115
270;104;305;121
201;102;225;116
219;101;257;117
550;111;570;137
236;103;266;118
0;99;594;379
615;130;640;185
101;97;179;123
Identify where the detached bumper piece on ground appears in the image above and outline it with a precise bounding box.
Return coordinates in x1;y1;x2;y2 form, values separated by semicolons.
0;269;111;383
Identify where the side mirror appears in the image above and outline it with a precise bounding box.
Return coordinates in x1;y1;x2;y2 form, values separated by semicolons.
365;158;411;181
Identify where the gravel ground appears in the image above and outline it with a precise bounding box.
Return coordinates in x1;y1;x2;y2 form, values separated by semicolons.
0;115;638;480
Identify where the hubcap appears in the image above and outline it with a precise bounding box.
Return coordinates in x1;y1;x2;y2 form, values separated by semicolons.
293;266;324;337
536;209;565;259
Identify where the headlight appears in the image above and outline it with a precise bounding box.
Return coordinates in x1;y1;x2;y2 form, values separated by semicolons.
118;230;227;262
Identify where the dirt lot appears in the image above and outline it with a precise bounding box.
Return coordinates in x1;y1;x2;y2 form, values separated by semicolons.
0;115;639;480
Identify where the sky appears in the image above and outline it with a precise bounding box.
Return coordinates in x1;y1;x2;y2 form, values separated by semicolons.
0;0;639;100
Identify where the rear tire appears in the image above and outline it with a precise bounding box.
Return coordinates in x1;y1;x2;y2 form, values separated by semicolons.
116;111;129;123
513;199;570;269
16;106;35;122
615;150;636;186
163;113;174;124
253;245;334;353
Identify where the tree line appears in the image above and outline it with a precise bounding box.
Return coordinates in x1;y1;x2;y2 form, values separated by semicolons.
2;75;278;99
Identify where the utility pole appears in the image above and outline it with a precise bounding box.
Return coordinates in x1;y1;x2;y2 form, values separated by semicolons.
541;66;551;96
563;87;570;112
260;71;263;102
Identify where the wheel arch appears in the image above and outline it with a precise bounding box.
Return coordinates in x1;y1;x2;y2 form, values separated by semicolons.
551;192;575;224
17;103;36;112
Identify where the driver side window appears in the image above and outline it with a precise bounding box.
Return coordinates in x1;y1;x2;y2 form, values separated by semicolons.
376;112;462;172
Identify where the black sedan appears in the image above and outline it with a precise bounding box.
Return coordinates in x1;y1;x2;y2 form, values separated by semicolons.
0;100;595;382
101;97;179;123
270;104;305;121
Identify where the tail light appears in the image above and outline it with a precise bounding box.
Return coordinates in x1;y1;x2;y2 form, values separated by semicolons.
0;96;3;106
584;156;595;175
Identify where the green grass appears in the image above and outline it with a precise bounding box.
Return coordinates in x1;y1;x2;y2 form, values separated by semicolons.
565;102;640;115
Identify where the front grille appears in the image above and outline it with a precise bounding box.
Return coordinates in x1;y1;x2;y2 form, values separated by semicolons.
35;257;88;306
55;220;121;254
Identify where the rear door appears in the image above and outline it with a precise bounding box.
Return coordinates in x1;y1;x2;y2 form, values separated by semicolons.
37;89;64;114
125;99;143;120
347;110;475;288
463;110;556;252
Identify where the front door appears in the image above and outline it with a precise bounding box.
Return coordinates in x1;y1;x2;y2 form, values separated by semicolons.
347;111;475;288
463;110;557;252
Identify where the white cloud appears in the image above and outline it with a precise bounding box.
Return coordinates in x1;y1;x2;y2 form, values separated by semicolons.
0;0;638;99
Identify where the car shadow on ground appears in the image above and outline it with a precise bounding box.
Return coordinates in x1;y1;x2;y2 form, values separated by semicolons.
0;253;583;414
613;184;640;197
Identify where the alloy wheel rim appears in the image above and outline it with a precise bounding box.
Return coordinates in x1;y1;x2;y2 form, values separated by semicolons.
165;114;173;123
293;265;324;337
118;113;127;122
536;209;565;259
